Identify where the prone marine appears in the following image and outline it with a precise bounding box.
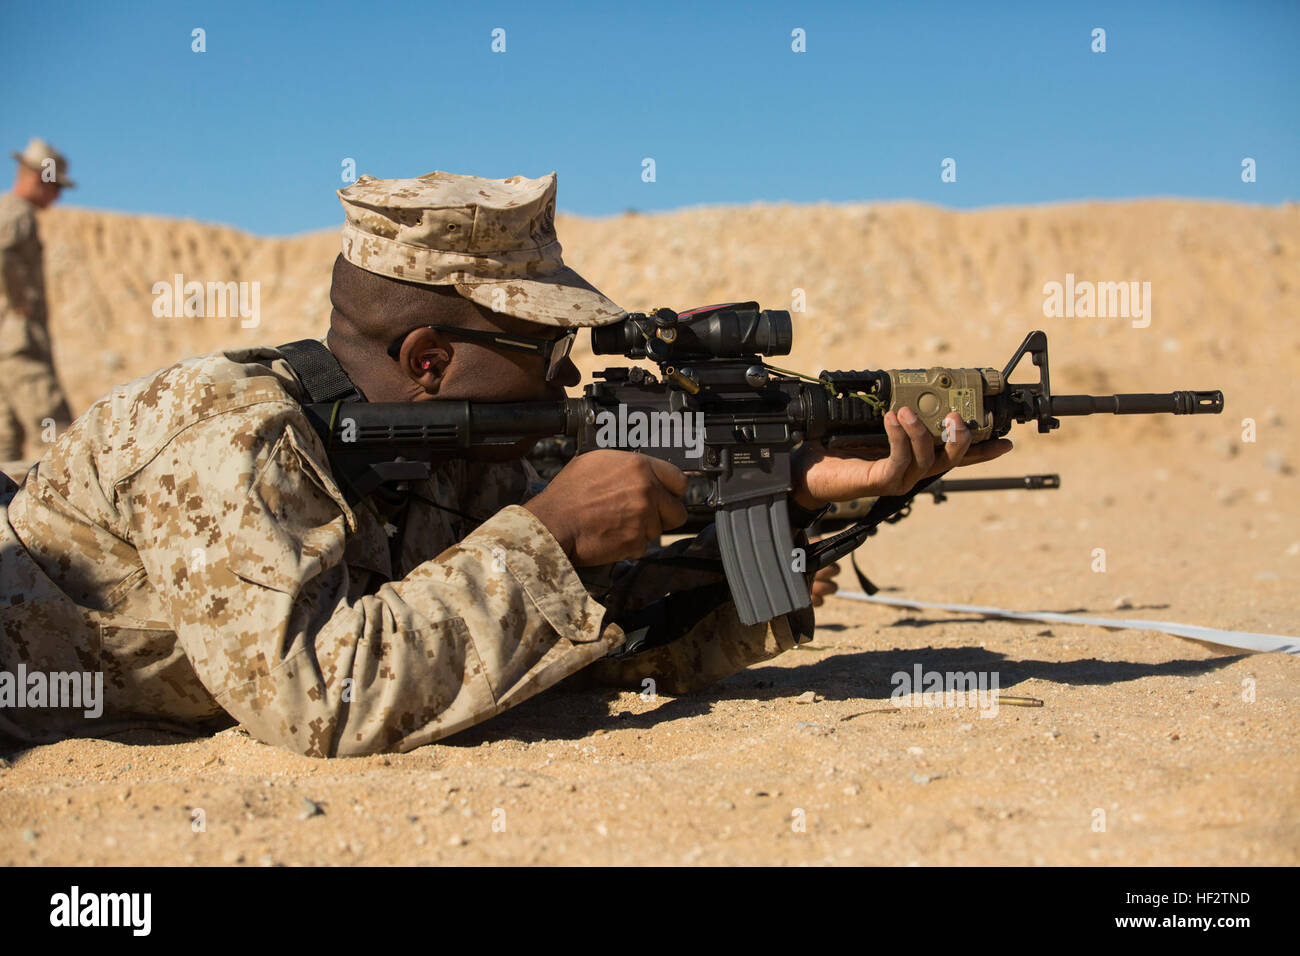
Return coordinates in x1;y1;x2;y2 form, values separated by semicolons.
0;170;1010;756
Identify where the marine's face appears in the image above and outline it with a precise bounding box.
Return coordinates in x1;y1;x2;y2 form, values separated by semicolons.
432;313;581;403
392;309;581;405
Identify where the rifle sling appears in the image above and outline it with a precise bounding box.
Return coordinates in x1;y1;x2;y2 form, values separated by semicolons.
277;339;366;404
807;474;942;571
601;582;733;660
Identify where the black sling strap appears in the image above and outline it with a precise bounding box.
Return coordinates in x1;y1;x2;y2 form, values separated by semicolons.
276;339;366;404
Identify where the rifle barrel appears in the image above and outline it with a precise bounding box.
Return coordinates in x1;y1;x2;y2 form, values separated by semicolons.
1049;390;1223;416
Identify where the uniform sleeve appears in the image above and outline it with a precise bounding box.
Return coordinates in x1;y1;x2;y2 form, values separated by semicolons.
576;524;814;695
126;402;616;757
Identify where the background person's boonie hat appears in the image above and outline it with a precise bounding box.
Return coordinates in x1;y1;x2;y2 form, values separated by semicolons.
337;170;626;327
11;137;75;188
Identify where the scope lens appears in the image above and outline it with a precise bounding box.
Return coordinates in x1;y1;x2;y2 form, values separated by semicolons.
590;321;627;355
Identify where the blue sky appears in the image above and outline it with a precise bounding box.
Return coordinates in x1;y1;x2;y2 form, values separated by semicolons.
3;0;1296;235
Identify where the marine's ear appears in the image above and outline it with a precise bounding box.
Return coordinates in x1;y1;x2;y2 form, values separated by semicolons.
396;327;452;394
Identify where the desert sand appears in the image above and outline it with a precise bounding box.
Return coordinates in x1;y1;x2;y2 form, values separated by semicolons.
2;199;1297;865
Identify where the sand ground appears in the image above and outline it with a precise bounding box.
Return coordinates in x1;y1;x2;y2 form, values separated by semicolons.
3;435;1296;866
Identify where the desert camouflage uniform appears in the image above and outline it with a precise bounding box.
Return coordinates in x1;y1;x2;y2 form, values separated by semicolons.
0;192;72;463
0;348;808;756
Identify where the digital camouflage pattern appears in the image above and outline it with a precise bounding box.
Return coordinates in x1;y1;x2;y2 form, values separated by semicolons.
0;192;72;463
338;170;626;328
0;348;809;756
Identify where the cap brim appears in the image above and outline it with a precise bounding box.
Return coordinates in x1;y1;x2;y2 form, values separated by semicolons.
454;266;626;328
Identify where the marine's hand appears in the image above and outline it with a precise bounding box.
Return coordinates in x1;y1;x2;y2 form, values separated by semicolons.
523;450;689;566
792;408;1014;509
810;560;840;607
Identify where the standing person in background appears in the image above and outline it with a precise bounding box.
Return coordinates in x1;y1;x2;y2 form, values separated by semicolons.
0;138;74;468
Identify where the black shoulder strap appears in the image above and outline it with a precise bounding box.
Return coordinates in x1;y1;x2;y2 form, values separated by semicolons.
276;339;366;404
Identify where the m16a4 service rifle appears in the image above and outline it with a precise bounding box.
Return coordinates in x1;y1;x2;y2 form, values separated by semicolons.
296;302;1224;627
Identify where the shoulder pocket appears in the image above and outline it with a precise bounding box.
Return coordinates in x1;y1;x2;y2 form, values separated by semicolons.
226;425;353;594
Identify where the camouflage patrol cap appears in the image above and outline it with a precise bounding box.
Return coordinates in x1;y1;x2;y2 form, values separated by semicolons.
337;170;626;327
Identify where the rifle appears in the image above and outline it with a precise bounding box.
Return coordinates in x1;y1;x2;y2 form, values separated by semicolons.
297;302;1223;626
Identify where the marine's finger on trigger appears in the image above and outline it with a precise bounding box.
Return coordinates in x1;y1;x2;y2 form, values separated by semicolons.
646;456;688;497
653;483;689;531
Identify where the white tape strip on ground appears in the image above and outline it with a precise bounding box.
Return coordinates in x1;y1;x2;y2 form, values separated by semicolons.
834;591;1300;656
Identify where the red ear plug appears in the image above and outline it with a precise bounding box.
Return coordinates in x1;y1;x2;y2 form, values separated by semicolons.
420;359;432;371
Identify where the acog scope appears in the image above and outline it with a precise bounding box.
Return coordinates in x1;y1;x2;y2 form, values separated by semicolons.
591;301;793;361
